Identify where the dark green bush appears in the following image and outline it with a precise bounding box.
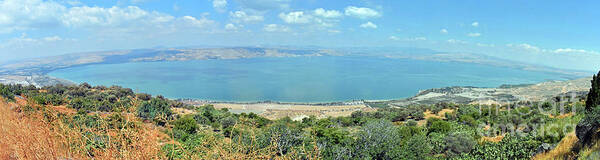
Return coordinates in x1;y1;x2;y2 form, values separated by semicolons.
136;97;173;121
444;131;476;156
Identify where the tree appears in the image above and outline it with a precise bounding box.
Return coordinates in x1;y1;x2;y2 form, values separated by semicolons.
577;71;600;149
586;71;600;111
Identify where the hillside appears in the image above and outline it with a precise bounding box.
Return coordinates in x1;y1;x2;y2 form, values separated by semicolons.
0;79;597;159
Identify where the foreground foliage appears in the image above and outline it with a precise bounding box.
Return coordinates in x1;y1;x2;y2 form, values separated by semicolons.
0;82;590;159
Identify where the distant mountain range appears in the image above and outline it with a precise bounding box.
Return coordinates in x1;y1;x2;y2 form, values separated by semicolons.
0;47;592;87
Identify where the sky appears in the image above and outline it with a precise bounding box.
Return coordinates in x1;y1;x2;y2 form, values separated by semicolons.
0;0;599;71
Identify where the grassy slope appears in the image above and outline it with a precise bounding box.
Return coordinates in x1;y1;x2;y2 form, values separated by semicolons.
0;97;165;159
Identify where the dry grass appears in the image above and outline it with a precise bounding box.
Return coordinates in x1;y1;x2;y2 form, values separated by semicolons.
480;135;504;143
0;98;78;160
0;97;166;160
417;109;455;126
532;132;578;160
423;109;454;120
548;113;574;119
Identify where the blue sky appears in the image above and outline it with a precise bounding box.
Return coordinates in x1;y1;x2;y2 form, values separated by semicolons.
0;0;599;71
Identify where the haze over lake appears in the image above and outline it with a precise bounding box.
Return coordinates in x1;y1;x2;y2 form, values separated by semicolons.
49;56;568;102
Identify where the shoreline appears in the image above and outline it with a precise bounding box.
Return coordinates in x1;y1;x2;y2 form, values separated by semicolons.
177;77;591;107
0;74;590;106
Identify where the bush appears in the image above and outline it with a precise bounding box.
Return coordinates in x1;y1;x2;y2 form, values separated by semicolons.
265;122;303;155
444;131;476;156
136;97;173;121
173;115;199;135
353;120;402;159
68;97;94;111
136;93;152;101
0;85;15;101
30;93;66;105
427;118;451;134
465;134;540;159
314;120;350;144
400;134;432;159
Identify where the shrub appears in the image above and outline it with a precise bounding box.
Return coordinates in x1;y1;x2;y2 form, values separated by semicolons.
466;134;540;159
444;131;476;156
68;97;94;111
400;134;432;159
265;122;303;155
459;114;478;126
427;118;451;134
173;115;199;135
136;97;173;121
353;120;402;159
136;93;152;101
314;120;350;144
30;93;66;105
0;85;15;101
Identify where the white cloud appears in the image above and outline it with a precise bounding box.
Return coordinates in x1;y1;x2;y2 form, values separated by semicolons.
506;43;541;52
447;39;468;44
278;10;342;28
0;1;211;34
0;0;66;33
180;16;215;28
279;11;311;24
467;32;481;37
0;34;67;48
225;23;237;30
476;43;495;47
553;48;598;54
507;43;599;55
263;24;290;32
440;29;448;34
359;21;377;29
313;8;342;18
43;36;62;42
389;36;399;41
405;37;427;41
213;0;227;12
229;11;264;23
344;6;380;19
61;6;175;27
471;21;479;27
328;29;341;33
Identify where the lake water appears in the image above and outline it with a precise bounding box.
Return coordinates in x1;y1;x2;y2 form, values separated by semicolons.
49;56;568;102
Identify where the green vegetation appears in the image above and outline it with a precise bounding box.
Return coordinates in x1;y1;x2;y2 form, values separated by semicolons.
576;71;600;153
0;81;590;159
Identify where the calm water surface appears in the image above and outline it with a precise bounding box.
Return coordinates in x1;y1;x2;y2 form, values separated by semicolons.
49;56;566;102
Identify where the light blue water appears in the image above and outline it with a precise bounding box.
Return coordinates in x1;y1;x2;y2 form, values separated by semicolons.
49;56;567;102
